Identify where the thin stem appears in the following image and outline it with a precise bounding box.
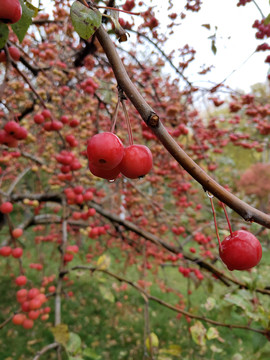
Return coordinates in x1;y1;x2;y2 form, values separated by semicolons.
252;0;265;18
209;196;221;248
95;24;270;229
110;97;120;133
121;97;133;145
221;202;233;236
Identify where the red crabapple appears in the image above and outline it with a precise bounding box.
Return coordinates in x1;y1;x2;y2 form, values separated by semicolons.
87;132;124;170
12;313;26;325
88;162;121;180
0;0;22;24
119;144;153;179
0;201;13;213
219;230;262;271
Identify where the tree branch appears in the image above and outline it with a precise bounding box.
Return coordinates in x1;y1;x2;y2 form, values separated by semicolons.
95;24;270;229
70;265;268;336
12;192;270;295
33;343;59;360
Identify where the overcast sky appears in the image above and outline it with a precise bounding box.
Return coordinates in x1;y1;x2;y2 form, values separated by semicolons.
34;0;270;92
150;0;270;92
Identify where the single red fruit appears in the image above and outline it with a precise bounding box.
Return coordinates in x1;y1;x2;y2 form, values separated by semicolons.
14;127;28;140
87;132;124;170
119;144;153;179
12;228;23;238
0;246;12;257
12;247;23;258
88;162;121;180
4;121;20;136
0;201;13;213
219;230;262;271
28;310;40;320
12;313;26;325
34;114;45;124
8;46;20;61
29;298;42;310
41;109;52;119
0;0;22;24
22;318;34;329
27;288;40;300
15;275;27;286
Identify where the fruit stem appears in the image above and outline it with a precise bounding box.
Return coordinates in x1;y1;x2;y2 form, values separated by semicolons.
221;202;233;236
209;195;222;248
121;98;133;145
110;97;120;133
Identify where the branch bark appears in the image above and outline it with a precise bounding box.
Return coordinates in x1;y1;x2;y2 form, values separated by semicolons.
95;24;270;229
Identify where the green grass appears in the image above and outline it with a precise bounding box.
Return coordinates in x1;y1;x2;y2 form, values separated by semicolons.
1;230;270;360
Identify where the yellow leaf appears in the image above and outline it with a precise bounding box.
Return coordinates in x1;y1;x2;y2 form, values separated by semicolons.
145;332;159;351
50;324;69;346
96;254;111;270
159;344;182;356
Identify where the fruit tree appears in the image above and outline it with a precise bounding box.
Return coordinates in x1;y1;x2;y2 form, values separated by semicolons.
0;0;270;359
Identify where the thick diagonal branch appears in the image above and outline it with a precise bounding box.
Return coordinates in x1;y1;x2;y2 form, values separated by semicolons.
95;24;270;229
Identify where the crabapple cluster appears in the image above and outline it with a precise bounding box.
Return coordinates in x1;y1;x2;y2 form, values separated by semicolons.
219;230;262;271
12;288;50;330
122;0;135;11
0;121;28;148
87;132;153;180
0;246;23;258
56;150;82;179
253;19;270;39
237;0;252;6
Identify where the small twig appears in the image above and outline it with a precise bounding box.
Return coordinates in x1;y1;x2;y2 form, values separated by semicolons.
0;313;14;329
11;61;47;109
33;342;59;360
55;198;68;326
6;167;31;197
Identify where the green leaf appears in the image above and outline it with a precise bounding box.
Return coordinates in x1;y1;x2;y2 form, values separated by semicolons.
83;348;102;359
211;39;217;55
0;23;9;48
98;285;115;303
252;331;268;353
12;0;35;43
204;297;216;311
232;354;243;360
66;332;82;355
159;344;182;356
206;327;219;340
25;1;39;17
70;1;102;40
264;13;270;25
190;321;207;346
224;292;252;311
210;345;223;353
